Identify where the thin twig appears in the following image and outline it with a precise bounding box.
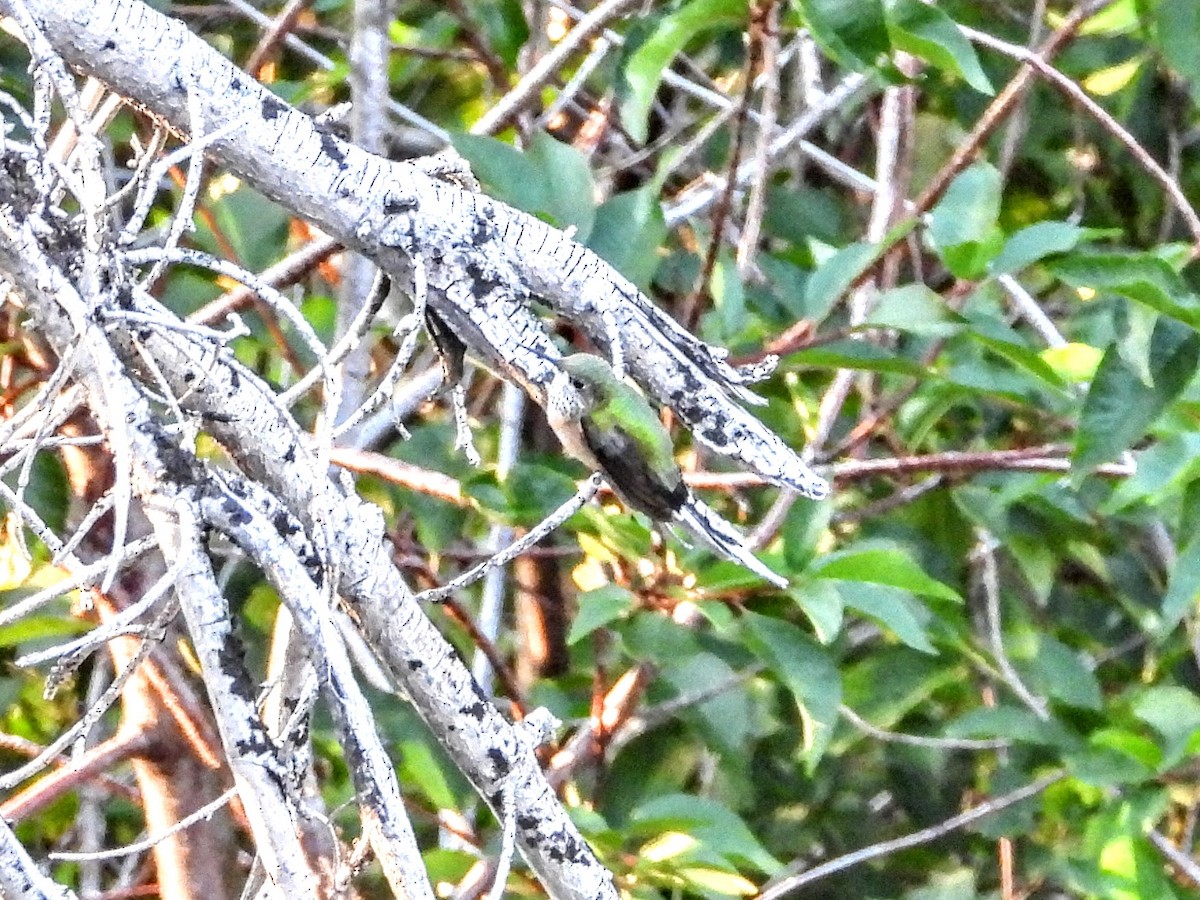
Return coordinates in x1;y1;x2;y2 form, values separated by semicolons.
1148;827;1200;888
973;530;1050;721
472;0;642;137
244;0;315;77
963;23;1200;255
49;788;238;862
839;704;1011;751
757;771;1066;899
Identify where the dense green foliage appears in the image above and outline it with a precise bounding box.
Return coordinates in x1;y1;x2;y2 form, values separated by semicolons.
6;0;1200;897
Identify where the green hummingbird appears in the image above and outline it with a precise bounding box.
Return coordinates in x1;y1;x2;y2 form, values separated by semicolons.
544;353;789;588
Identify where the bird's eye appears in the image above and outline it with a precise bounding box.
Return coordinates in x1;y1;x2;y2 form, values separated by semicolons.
569;377;584;391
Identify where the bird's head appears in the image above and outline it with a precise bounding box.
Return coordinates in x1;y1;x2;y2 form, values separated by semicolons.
544;353;616;420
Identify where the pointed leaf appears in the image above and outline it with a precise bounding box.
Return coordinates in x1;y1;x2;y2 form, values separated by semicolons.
1134;686;1200;768
629;794;781;874
866;283;966;336
797;0;890;69
831;580;936;654
1148;314;1200;403
568;585;635;644
1161;532;1200;631
743;611;841;767
1073;343;1160;471
991;221;1120;274
810;545;962;602
886;0;993;94
588;187;667;289
620;0;748;143
1048;252;1200;327
928;164;1004;278
804;241;882;322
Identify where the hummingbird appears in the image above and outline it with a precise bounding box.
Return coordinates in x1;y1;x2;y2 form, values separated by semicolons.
543;353;790;589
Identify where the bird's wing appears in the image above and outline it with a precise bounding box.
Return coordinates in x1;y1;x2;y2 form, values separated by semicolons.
591;381;678;470
580;418;687;520
424;307;466;385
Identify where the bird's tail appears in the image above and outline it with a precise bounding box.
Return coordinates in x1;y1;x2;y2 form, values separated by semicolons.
673;495;789;589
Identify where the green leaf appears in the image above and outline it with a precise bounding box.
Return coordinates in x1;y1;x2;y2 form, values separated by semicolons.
709;255;747;339
834;650;961;754
0;614;90;649
1073;343;1160;471
1155;0;1200;106
810;544;962;602
797;0;890;69
503;464;580;526
1066;738;1157;787
903;869;978;900
588;187;667;289
788;579;844;644
927;164;1004;278
865;283;966;336
450;132;595;238
789;339;926;375
660;652;751;756
968;331;1070;393
619;0;748;143
526;131;596;241
1148;314;1200;402
1089;728;1163;772
1020;635;1102;711
841;650;953;720
469;0;529;67
1161;533;1200;631
991;221;1120;274
629;794;782;874
568;585;635;644
450;132;540;209
763;184;848;245
1047;252;1200;327
831;580;936;654
1104;433;1200;512
1079;797;1181;900
804;241;883;322
1133;686;1200;768
743;610;841;767
885;0;993;94
397;740;457;809
945;706;1080;748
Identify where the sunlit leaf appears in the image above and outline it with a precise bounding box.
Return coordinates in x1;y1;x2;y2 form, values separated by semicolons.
1041;342;1103;382
629;794;782;874
1082;56;1144;96
1133;686;1200;768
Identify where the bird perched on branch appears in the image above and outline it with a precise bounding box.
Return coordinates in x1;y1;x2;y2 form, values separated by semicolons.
543;353;789;588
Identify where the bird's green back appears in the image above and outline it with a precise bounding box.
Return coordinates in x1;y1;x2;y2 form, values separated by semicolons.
566;356;678;478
